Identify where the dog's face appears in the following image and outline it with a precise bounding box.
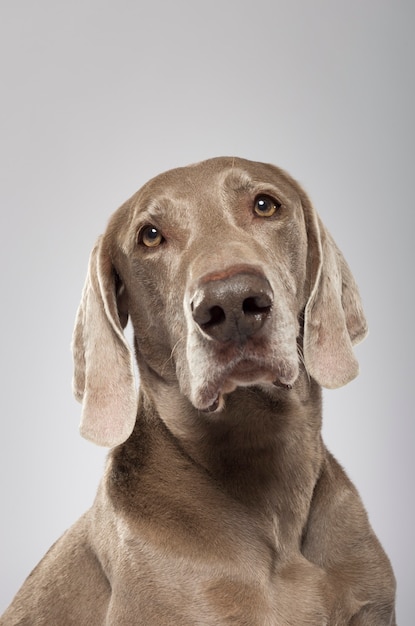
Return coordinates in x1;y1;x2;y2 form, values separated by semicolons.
109;158;310;412
73;157;368;446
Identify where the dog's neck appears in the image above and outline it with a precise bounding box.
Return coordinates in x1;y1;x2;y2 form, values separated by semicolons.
126;368;325;541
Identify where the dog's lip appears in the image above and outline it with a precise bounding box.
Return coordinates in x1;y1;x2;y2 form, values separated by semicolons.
196;356;296;412
223;360;275;384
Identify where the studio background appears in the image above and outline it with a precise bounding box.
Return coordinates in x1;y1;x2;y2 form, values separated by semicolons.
1;1;413;622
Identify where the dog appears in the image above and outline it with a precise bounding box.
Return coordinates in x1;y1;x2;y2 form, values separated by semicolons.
1;157;396;625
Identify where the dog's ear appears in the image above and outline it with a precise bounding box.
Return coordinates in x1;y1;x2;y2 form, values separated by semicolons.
303;208;368;389
72;236;137;447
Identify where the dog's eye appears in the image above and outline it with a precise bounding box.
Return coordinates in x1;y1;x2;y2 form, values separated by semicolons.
138;225;164;248
253;195;281;218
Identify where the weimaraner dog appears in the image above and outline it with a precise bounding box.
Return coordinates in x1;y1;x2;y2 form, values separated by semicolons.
2;157;396;625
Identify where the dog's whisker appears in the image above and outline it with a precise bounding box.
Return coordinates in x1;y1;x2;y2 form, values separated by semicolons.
159;336;186;375
297;343;311;384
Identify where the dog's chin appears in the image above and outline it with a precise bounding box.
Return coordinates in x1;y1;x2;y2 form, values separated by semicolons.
192;360;298;414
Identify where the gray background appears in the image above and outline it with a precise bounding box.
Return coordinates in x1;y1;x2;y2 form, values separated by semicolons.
1;0;413;622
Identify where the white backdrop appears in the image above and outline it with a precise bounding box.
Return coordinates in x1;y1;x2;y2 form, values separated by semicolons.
0;1;413;622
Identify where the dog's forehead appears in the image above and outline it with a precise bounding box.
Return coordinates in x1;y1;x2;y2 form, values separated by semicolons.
134;157;301;207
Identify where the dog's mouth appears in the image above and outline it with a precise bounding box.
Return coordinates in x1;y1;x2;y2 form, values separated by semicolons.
194;354;297;414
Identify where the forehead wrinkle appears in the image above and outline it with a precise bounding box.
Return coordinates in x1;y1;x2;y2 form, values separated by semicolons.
215;168;255;230
222;167;302;210
219;168;256;195
136;194;176;218
218;167;290;205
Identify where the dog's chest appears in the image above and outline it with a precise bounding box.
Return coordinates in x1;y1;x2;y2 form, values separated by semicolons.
98;408;331;623
100;484;330;626
109;528;330;625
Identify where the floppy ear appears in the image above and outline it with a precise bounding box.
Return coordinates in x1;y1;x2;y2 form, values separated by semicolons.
303;210;368;389
72;236;137;447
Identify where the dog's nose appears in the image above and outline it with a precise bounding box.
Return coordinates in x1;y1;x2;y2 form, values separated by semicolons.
191;271;273;343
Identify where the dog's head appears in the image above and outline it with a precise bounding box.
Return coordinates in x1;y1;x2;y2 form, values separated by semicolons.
72;157;367;447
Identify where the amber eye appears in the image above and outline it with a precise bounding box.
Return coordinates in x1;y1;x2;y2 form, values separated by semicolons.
253;195;281;217
139;225;164;248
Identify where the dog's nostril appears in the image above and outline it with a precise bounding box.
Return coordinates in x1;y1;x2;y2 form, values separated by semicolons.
243;296;272;316
202;305;226;329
